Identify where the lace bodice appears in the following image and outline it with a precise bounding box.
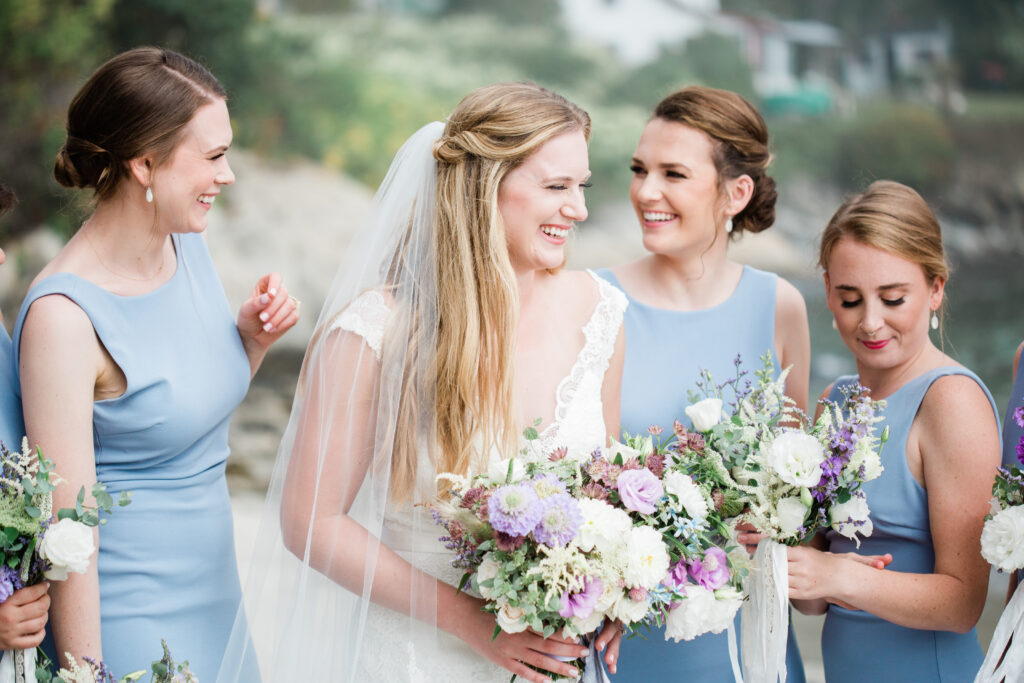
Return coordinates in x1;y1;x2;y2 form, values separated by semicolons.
332;271;627;681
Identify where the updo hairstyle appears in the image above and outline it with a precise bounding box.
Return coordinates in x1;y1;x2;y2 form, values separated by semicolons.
653;86;776;237
54;47;226;201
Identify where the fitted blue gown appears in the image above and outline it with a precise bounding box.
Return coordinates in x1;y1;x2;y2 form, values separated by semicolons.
0;327;25;448
597;266;806;682
822;367;996;682
1003;350;1024;469
13;233;258;680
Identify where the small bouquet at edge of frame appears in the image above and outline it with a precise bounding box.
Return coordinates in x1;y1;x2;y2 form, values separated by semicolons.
36;638;198;683
0;437;131;683
678;353;888;547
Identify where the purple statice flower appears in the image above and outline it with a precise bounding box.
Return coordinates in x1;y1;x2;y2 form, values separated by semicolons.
83;657;115;683
617;468;664;515
487;483;542;536
1016;438;1024;466
559;576;604;619
1014;405;1024;429
688;547;730;590
533;493;582;547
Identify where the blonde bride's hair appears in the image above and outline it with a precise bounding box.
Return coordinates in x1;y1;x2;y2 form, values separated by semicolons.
387;83;590;502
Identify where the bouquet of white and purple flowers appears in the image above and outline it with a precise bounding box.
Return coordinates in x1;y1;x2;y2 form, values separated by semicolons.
677;354;886;683
36;639;197;683
977;402;1024;682
0;439;130;683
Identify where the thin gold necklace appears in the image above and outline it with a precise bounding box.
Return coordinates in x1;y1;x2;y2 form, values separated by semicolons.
81;223;167;283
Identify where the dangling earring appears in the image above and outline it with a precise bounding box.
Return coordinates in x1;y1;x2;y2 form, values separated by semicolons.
725;217;733;234
930;312;939;330
145;186;153;203
831;317;838;330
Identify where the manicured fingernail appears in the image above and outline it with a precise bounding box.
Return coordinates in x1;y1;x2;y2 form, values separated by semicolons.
259;312;269;322
569;669;578;677
263;322;273;332
608;654;615;663
269;287;278;296
260;293;269;304
580;649;588;657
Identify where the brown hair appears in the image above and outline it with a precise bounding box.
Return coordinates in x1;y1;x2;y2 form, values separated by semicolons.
389;82;589;502
54;47;226;201
653;86;775;237
819;180;950;324
0;185;16;219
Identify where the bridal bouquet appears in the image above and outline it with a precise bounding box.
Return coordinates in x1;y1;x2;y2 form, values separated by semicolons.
36;639;197;683
0;439;131;683
976;403;1024;682
677;354;887;682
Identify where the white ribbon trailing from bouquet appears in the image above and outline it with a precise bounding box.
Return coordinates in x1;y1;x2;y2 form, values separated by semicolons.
741;539;788;683
976;576;1024;682
0;648;37;683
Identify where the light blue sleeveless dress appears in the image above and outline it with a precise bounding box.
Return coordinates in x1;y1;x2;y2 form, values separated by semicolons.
0;327;25;448
13;233;258;680
822;367;996;682
597;266;806;683
1003;350;1024;469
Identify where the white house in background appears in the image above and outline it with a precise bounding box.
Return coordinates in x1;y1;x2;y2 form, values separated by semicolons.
558;0;720;66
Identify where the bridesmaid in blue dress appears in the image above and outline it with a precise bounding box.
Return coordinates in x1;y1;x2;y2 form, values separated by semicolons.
14;49;298;678
0;185;51;651
596;86;809;682
787;181;1000;682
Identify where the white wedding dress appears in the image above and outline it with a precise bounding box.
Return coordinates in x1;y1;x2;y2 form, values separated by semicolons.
332;271;626;682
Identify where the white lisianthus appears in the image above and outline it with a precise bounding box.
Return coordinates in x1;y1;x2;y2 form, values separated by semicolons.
664;585;743;642
576;499;631;553
847;437;883;481
664;471;709;519
569;608;605;635
486;457;526;485
495;597;529;633
830;491;874;543
981;505;1024;573
777;496;810;536
685;398;723;432
602;439;643;463
40;518;94;581
767;431;826;487
475;554;501;599
623;526;670;590
611;592;650;624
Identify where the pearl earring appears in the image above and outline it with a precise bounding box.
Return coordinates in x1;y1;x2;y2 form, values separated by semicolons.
831;317;838;330
930;312;939;330
725;217;733;234
145;186;153;203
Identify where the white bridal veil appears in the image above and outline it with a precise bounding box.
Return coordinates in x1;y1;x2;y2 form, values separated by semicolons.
217;121;448;682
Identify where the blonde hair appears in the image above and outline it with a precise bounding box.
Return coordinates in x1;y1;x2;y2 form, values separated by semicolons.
653;86;775;237
819;180;950;328
389;83;590;502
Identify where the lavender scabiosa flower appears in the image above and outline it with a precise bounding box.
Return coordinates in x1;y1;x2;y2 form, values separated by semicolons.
531;473;567;499
559;576;604;618
688;547;730;590
533;493;582;547
487;483;542;536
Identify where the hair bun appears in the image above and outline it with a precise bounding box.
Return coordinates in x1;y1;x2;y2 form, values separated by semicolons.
734;173;777;235
53;135;118;195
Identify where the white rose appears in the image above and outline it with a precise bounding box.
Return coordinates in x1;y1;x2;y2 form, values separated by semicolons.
685;398;723;433
610;592;650;624
623;526;671;590
664;471;709;519
602;439;643;463
475;554;501;599
576;499;631;553
569;608;605;636
981;505;1024;573
830;491;874;542
40;518;94;581
777;496;810;536
495;598;529;633
486;457;526;485
767;431;826;487
664;585;742;642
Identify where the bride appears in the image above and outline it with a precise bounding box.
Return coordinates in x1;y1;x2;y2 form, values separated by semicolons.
217;83;628;682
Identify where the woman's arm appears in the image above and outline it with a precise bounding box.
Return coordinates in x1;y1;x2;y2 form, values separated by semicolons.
774;277;810;415
19;295;106;664
236;272;299;377
789;374;999;632
600;315;626;444
279;329;587;683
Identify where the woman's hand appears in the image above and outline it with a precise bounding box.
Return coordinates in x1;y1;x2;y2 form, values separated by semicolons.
454;603;590;683
0;583;50;650
237;272;300;374
788;546;892;603
735;521;766;555
593;618;624;674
